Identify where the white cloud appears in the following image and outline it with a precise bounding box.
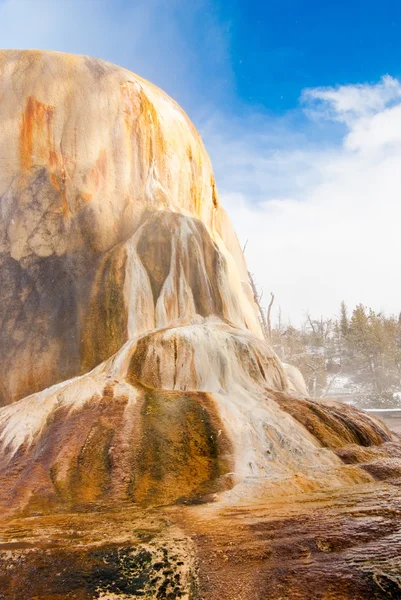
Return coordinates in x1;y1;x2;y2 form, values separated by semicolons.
345;104;401;152
302;75;401;124
202;78;401;324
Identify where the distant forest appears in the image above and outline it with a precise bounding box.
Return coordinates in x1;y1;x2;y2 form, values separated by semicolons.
270;302;401;407
257;294;401;408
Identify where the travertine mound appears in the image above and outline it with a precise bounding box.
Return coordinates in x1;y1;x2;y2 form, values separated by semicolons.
0;50;401;599
0;49;259;406
0;49;397;508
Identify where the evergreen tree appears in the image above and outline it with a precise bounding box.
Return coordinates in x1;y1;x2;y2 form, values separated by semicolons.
272;301;401;407
340;301;349;337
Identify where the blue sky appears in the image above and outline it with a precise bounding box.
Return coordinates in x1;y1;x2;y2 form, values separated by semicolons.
0;0;401;322
224;0;401;112
4;0;400;118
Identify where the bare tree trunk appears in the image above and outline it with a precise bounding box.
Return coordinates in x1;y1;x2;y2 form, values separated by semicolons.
267;293;275;340
323;367;343;397
248;270;270;341
307;313;316;334
242;240;273;343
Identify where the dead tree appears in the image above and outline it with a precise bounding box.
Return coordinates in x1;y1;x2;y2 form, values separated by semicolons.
242;240;274;342
248;272;268;340
267;292;275;339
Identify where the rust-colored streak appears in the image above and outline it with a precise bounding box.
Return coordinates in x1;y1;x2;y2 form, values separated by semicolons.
49;149;58;169
211;174;219;209
50;173;60;190
19;96;35;172
19;96;73;216
89;148;108;188
96;148;107;179
81;148;108;205
19;96;55;172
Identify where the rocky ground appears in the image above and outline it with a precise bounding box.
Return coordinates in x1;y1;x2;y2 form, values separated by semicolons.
1;480;401;599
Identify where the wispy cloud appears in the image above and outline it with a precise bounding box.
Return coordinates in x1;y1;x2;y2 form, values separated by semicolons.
302;75;401;123
202;78;401;323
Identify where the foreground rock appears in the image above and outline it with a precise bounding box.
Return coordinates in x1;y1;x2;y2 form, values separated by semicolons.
0;50;400;599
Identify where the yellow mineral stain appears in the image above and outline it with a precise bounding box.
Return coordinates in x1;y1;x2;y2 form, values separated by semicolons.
120;81;167;200
131;390;234;506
